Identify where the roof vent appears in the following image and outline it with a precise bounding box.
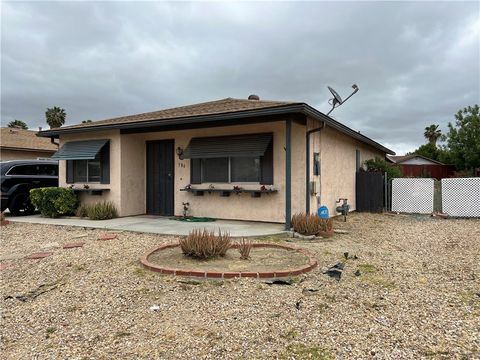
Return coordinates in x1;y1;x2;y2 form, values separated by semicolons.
248;94;260;100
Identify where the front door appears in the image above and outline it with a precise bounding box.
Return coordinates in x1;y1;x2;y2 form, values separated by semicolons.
146;140;174;215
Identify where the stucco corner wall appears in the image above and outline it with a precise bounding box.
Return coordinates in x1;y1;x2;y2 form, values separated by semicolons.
291;121;306;216
319;126;385;216
120;135;146;216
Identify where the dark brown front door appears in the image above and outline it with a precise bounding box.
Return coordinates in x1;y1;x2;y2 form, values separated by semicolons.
146;140;174;215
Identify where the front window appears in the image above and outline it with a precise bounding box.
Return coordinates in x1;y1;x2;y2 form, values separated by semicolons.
202;158;229;182
74;158;101;182
230;157;260;182
201;156;260;183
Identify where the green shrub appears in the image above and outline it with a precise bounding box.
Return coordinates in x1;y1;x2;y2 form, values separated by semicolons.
362;157;402;179
30;187;77;218
180;229;231;259
86;201;118;220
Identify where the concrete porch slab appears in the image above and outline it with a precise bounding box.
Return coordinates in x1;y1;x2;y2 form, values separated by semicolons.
7;214;285;237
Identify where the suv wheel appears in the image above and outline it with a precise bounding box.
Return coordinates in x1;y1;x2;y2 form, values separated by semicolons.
9;192;35;216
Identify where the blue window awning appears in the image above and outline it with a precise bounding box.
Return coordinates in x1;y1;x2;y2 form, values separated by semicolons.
51;139;109;160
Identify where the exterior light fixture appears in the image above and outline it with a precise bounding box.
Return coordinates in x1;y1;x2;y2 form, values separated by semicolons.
176;147;184;159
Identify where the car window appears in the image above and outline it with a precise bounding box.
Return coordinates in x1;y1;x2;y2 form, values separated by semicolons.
39;165;58;176
7;165;37;175
6;164;58;176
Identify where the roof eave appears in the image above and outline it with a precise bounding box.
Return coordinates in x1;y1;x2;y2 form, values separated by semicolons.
0;146;57;153
37;104;306;137
302;105;396;155
37;103;395;155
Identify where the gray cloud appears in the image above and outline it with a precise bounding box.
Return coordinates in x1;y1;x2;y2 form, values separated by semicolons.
2;1;479;154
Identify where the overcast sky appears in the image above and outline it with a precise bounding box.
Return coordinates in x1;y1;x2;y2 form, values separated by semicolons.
1;1;479;154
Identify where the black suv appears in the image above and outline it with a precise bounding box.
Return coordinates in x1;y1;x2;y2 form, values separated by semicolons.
0;160;58;215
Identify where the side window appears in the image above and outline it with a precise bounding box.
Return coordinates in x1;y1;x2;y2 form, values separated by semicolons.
38;165;58;176
66;141;110;184
7;165;37;175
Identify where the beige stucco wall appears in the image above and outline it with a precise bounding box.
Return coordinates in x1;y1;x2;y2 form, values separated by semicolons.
318;126;385;216
57;119;386;222
120;121;296;222
0;149;55;161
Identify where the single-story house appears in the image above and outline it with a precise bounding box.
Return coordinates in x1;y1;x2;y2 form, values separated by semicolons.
1;127;58;160
38;96;394;227
387;154;455;179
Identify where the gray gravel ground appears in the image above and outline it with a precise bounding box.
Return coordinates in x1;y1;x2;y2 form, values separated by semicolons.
1;213;479;359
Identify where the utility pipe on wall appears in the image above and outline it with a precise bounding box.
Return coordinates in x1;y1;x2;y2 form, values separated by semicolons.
306;122;325;214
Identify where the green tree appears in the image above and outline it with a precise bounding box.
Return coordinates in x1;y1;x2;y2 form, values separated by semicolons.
445;104;480;172
413;142;440;161
363;157;402;179
424;124;442;145
45;107;66;128
7;120;28;129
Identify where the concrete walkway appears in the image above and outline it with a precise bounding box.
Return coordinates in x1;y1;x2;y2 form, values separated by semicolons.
6;214;285;237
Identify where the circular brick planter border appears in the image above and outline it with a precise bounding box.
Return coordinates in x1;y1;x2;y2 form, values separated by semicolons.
140;243;318;279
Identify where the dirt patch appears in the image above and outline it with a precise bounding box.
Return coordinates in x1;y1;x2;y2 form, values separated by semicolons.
147;246;310;272
1;213;479;359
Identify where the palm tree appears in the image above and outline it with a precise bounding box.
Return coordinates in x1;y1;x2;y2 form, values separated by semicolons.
45;107;66;128
7;120;28;129
424;124;442;146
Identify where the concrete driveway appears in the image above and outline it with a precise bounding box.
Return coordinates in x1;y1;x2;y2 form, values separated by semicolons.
6;214;285;237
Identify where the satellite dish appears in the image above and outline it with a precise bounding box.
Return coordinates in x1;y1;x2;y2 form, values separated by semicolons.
328;86;343;105
325;84;359;116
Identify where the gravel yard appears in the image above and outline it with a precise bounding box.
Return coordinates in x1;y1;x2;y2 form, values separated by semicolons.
1;213;479;359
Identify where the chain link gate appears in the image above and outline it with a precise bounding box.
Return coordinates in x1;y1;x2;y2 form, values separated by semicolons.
390;178;435;214
386;177;479;217
441;178;480;217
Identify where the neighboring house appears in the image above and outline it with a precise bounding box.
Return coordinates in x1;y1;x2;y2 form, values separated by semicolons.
0;127;58;161
387;154;455;179
38;96;394;226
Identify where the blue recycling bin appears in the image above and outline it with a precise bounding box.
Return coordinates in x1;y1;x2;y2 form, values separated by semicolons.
317;206;329;219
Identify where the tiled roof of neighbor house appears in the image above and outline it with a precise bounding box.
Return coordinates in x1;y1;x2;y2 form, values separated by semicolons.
38;96;395;155
56;98;298;131
1;127;58;152
387;154;444;165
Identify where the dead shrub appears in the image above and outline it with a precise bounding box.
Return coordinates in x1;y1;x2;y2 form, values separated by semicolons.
76;203;89;218
318;218;334;237
291;213;323;235
237;238;252;260
180;229;231;259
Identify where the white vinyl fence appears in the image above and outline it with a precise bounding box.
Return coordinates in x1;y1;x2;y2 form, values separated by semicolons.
391;178;434;214
441;178;480;217
390;177;480;217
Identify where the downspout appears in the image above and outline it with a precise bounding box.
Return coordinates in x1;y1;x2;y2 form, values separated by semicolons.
50;137;59;147
305;121;326;214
